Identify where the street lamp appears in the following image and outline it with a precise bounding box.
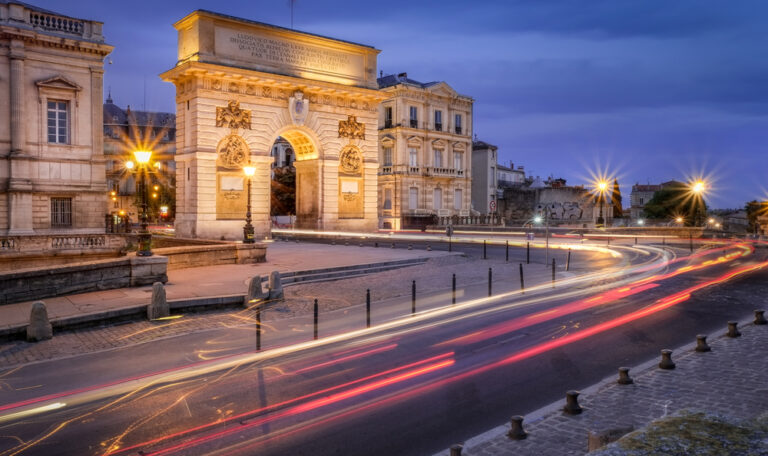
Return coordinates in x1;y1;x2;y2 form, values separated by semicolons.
688;179;708;226
243;165;256;244
637;219;644;226
127;149;154;256
675;216;684;225
596;180;608;228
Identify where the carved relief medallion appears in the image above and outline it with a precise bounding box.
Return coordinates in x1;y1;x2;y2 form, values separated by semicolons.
216;100;251;130
339;145;362;174
338;115;365;140
289;91;309;126
216;135;249;169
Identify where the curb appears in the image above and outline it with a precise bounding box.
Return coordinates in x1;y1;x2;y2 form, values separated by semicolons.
433;311;764;456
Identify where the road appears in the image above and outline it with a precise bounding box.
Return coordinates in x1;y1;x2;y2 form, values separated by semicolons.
0;238;766;456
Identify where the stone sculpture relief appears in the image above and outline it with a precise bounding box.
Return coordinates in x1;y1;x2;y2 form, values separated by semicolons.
339;146;362;174
216;100;251;130
338;115;365;140
216;134;249;169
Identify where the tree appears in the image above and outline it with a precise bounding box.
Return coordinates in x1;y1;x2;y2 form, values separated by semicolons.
271;167;296;216
611;178;623;218
745;200;768;234
642;182;707;225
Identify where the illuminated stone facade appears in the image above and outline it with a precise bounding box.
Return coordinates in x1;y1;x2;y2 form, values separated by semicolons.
0;3;112;235
377;73;473;230
161;10;384;240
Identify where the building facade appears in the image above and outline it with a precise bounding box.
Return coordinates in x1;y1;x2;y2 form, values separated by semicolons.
496;161;526;188
0;2;112;235
377;73;473;230
103;96;175;224
471;140;497;215
629;180;683;220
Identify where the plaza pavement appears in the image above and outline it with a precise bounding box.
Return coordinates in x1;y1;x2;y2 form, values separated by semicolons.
440;314;768;456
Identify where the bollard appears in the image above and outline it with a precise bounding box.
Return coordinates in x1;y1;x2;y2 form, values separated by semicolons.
147;282;169;320
26;301;53;342
507;416;527;440
617;367;633;385
268;271;284;300
256;308;262;351
483;240;487;259
727;321;741;338
375;242;379;248
659;349;675;369
391;242;395;249
245;275;268;307
551;258;556;288
314;298;319;340
449;444;463;456
695;334;711;352
519;263;525;293
505;240;509;262
566;249;571;271
366;289;371;328
526;242;530;264
634;237;637;245
411;280;416;315
488;268;493;296
449;237;452;252
563;390;583;415
427;244;432;251
452;273;456;305
408;243;413;250
689;233;693;253
662;236;665;245
754;309;767;325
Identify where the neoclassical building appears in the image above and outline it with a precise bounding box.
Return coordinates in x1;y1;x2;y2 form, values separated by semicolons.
377;73;473;230
0;2;112;235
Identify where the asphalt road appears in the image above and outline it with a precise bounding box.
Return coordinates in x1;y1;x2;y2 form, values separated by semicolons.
0;240;766;456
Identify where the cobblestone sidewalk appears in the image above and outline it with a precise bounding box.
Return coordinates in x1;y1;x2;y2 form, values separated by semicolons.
450;316;768;456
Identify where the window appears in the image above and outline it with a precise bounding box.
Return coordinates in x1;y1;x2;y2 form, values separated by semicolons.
383;147;393;166
454;114;462;134
454;189;463;210
639;198;644;205
384;106;393;128
433;188;443;210
454;152;463;170
434;110;442;131
433;149;443;168
51;197;72;228
383;188;392;209
409;147;418;167
409;106;418;128
409;187;418;210
47;100;69;144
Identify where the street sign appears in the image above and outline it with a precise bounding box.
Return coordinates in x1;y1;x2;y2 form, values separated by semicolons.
489;200;496;212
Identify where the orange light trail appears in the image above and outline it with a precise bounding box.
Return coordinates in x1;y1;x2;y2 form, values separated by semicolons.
290;344;397;375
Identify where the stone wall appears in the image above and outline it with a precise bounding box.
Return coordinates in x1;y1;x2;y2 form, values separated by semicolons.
0;254;167;305
155;242;267;270
0;233;131;272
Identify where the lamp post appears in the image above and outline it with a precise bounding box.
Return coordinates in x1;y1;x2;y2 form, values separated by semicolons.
689;180;707;226
127;150;153;256
596;181;608;228
243;165;256;243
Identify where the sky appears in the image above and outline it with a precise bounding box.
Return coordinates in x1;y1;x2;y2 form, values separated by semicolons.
31;0;768;209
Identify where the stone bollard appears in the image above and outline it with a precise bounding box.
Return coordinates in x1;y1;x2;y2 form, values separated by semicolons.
695;334;711;352
449;444;463;456
147;282;169;320
754;310;767;325
563;390;583;415
659;349;676;369
244;276;268;307
268;271;284;300
727;321;741;338
26;301;53;342
617;367;633;385
507;415;527;440
587;426;634;452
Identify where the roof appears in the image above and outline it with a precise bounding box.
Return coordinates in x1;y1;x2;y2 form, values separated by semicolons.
103;99;175;127
377;74;440;89
632;184;662;192
472;140;497;150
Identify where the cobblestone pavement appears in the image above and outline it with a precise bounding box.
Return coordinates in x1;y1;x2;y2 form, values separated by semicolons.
453;318;768;456
0;255;561;368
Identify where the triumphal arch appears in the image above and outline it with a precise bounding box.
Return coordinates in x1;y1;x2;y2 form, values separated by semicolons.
161;10;384;239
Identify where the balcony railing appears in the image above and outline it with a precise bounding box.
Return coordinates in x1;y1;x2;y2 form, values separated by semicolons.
378;165;468;177
384;120;393;129
30;13;85;35
455;126;462;134
410;119;418;128
435;123;442;132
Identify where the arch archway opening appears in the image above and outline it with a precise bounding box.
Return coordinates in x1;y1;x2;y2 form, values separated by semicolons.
270;130;320;229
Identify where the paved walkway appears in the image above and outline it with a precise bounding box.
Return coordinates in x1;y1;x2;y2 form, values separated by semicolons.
0;242;453;331
446;316;768;456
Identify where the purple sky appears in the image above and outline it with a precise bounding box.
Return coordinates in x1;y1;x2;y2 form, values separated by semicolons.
34;0;768;208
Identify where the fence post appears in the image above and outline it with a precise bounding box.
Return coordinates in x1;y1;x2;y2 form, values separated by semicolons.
412;280;416;315
505;240;509;262
566;249;571;271
313;298;319;340
483;240;487;259
366;289;371;328
552;258;556;288
519;263;525;293
488;268;493;296
526;242;530;264
452;273;456;304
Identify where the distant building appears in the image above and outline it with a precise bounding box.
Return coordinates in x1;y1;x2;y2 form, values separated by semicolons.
471;140;498;215
630;181;683;219
103;96;175;222
377;72;473;229
496;162;526;188
271;137;294;169
0;2;112;235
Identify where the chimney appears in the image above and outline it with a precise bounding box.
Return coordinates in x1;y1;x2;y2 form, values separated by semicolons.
510;161;514;169
397;72;408;80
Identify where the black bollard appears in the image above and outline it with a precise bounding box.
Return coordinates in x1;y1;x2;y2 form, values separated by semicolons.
566;249;571;271
563;390;582;415
519;263;525;293
634;236;637;245
551;258;556;288
507;416;527;440
755;310;767;325
452;273;456;305
374;242;379;248
659;349;675;369
727;321;741;338
411;280;416;315
313;298;319;340
488;268;492;296
449;444;463;456
526;242;530;264
366;289;371;328
256;308;261;351
505;240;509;262
617;367;633;385
449;237;452;252
689;233;693;253
483;240;487;259
695;334;711;352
